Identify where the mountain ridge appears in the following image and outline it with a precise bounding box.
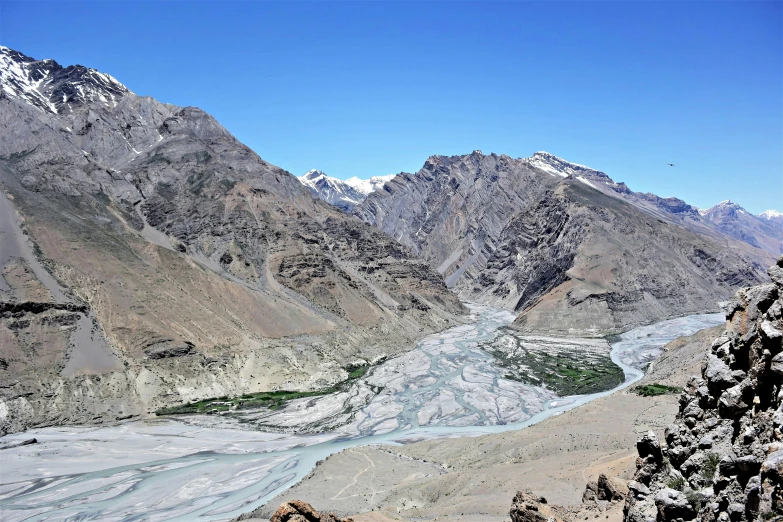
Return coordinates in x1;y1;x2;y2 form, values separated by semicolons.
0;46;464;434
353;150;771;335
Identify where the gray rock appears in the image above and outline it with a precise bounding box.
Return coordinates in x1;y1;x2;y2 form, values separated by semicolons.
761;450;783;479
654;488;696;520
625;264;783;522
761;320;783;341
770;352;783;375
637;431;663;463
628;481;651;498
705;355;734;388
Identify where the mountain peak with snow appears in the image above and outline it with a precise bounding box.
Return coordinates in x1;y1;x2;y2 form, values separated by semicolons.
344;174;395;196
0;46;130;115
297;170;395;211
759;209;783;222
525;151;602;179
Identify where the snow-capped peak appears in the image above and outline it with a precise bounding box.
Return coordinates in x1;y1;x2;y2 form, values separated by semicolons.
297;171;395;211
759;209;783;221
344;174;395;196
301;169;327;182
526;151;598;178
0;45;130;114
703;200;751;218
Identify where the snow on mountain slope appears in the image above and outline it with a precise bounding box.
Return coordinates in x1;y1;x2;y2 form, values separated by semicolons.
701;200;783;253
298;170;394;211
0;45;129;114
760;209;783;222
524;151;782;255
344;174;395;196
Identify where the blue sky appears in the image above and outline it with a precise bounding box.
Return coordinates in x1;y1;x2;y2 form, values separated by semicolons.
1;1;781;212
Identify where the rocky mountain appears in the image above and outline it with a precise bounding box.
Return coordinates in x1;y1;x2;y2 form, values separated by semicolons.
699;200;783;254
0;46;464;434
625;258;783;522
298;169;394;211
353;151;770;336
298;170;365;212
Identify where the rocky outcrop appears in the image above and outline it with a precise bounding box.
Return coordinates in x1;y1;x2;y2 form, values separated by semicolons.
354;151;767;336
583;473;628;504
624;257;783;522
233;500;353;522
510;491;567;522
510;479;628;522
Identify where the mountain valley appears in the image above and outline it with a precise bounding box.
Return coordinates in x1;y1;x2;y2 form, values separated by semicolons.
0;43;781;522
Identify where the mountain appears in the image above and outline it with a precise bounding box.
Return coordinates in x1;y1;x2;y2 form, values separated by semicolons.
344;174;395;195
298;170;395;211
0;46;464;434
699;200;783;254
353;150;769;336
297;169;367;211
759;209;783;223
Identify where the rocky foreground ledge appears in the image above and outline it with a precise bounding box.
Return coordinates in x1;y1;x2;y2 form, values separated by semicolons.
509;258;783;522
624;257;783;521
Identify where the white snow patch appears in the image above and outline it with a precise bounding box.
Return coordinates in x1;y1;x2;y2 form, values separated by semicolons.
759;209;783;220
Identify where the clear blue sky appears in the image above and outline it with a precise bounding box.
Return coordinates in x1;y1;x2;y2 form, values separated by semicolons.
1;1;781;212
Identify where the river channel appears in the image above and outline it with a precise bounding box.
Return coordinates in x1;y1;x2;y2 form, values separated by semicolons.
0;307;724;521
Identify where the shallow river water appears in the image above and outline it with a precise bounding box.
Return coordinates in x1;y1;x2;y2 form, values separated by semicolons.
0;307;723;521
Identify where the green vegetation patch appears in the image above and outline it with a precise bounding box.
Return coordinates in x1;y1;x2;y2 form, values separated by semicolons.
487;341;624;396
156;364;370;416
634;383;683;397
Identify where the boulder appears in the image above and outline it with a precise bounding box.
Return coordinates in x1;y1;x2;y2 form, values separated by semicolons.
510;490;565;522
637;431;663;463
654;488;696;520
268;501;353;522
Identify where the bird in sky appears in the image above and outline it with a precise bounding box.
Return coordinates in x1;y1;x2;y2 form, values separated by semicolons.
667;163;675;167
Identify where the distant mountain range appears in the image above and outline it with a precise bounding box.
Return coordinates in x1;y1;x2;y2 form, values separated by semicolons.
301;153;782;256
352;150;775;335
699;200;783;253
298;170;394;211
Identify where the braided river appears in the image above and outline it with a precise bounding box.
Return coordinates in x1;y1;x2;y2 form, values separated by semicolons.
0;306;723;521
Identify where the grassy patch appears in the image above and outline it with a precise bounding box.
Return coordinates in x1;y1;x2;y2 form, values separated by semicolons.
667;476;686;491
156;364;369;416
701;453;720;480
346;366;368;380
634;383;683;397
489;345;624;396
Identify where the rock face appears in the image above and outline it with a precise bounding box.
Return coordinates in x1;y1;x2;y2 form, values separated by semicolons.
624;257;783;522
701;200;783;255
354;151;768;336
0;46;464;434
234;500;353;522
